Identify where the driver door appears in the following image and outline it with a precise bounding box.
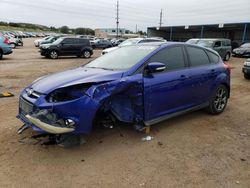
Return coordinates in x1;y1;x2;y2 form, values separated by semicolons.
143;46;194;122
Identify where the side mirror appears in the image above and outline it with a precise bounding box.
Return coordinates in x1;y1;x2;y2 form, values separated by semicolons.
145;62;166;74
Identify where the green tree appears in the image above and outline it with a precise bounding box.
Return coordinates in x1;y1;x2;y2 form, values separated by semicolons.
60;26;70;34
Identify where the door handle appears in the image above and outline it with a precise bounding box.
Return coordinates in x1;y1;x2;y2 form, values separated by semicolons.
210;69;216;74
179;75;190;80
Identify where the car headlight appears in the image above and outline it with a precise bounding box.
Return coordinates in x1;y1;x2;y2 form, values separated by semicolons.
46;83;93;103
244;61;250;66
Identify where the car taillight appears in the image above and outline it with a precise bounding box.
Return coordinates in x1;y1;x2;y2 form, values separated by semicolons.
223;63;231;74
4;38;9;44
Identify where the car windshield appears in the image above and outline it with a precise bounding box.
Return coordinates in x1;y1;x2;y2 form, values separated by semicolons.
118;38;141;47
186;39;199;44
44;36;52;41
52;37;63;45
241;43;250;48
85;46;157;70
197;40;214;47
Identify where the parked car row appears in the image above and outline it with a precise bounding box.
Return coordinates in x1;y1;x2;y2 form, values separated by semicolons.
1;31;54;38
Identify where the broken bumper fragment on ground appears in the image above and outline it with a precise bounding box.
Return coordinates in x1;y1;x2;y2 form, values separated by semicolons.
0;91;14;98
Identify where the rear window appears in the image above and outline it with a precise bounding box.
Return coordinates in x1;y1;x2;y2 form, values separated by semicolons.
206;50;220;63
63;38;75;44
187;46;210;67
78;39;89;45
223;40;231;46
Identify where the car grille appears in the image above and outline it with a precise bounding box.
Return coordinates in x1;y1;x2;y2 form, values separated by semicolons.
20;97;34;115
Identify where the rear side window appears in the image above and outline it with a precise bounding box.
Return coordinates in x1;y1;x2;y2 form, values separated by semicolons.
148;46;186;71
186;46;210;67
78;39;88;45
222;40;231;46
206;50;220;63
63;38;75;44
214;41;221;47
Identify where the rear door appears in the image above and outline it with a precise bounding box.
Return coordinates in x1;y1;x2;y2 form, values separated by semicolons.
213;41;224;57
60;38;75;55
185;46;216;104
144;45;194;121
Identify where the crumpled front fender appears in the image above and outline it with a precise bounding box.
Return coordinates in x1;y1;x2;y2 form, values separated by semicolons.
86;74;144;123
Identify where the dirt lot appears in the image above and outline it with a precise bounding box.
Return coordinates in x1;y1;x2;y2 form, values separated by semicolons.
0;38;249;188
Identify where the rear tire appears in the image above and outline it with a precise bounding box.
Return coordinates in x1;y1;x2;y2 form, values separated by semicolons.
50;50;58;59
206;85;229;114
10;43;16;48
244;74;250;80
224;52;230;61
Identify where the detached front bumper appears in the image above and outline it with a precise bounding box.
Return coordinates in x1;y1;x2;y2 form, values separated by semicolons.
26;114;74;134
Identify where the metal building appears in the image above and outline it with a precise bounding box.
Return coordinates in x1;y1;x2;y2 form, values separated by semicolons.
148;22;249;46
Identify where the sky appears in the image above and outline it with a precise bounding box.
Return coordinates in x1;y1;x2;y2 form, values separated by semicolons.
0;0;249;31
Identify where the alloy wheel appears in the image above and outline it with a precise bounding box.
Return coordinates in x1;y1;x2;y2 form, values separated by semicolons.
50;51;58;59
214;87;228;111
83;51;91;58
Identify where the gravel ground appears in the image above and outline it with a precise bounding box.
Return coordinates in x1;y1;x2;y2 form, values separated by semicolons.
0;38;249;188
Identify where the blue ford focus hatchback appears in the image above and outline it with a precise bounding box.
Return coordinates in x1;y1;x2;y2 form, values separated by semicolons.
17;42;230;145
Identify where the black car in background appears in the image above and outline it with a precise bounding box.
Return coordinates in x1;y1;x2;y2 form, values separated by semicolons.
242;58;250;79
39;37;93;59
232;43;250;57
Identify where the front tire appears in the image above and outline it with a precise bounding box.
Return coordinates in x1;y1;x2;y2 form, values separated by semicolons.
207;85;229;114
82;50;91;58
244;74;250;80
49;50;58;59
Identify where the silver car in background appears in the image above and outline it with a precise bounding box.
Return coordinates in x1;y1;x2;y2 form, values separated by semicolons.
102;37;166;55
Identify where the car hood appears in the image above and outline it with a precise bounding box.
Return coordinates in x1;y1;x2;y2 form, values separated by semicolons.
234;47;250;51
40;43;53;49
31;67;124;94
103;46;119;53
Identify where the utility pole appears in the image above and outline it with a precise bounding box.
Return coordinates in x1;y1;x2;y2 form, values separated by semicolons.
136;24;138;33
159;9;163;28
116;1;120;38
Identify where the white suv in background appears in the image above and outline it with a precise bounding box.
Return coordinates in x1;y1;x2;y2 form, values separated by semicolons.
102;37;166;55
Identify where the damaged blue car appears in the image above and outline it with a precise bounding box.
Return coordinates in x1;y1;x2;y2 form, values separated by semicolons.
17;42;230;146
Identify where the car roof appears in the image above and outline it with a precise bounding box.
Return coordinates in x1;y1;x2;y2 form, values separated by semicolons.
133;42;219;55
190;38;230;41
